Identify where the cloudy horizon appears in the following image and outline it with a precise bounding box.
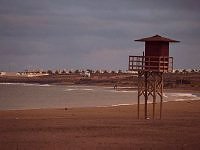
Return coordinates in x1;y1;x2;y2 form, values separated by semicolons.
0;0;199;71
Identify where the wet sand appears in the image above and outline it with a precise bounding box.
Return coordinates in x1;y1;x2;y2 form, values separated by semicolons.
0;100;200;150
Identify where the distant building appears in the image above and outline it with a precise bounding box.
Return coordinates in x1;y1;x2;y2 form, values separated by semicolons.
85;71;91;77
0;72;6;76
0;72;17;76
81;70;90;77
18;71;48;77
125;70;138;74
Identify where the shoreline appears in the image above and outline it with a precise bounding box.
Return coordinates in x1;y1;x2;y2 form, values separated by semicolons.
0;98;199;112
1;100;200;119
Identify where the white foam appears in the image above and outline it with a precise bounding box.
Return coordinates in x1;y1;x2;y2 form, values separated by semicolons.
67;85;96;88
64;88;77;91
0;83;13;85
113;90;137;93
112;103;133;107
123;90;137;93
167;92;200;101
0;83;26;85
169;93;197;97
163;93;168;98
64;88;94;92
174;98;187;101
103;86;116;89
38;84;51;87
173;98;200;102
0;83;52;87
116;86;137;89
82;89;94;91
0;83;36;86
103;86;137;89
95;103;133;108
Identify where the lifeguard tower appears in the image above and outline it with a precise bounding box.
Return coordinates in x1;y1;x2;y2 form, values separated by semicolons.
129;35;179;119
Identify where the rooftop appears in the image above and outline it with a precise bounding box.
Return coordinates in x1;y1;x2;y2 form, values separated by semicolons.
135;35;180;42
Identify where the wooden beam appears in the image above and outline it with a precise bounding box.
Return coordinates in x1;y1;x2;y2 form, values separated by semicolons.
144;72;148;119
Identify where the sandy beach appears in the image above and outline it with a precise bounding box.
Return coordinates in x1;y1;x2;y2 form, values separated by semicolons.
0;100;200;150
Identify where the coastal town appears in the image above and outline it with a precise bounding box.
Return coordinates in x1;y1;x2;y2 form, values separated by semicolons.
0;68;200;91
1;68;200;77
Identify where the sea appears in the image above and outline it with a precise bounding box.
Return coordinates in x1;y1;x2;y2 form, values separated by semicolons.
0;83;199;110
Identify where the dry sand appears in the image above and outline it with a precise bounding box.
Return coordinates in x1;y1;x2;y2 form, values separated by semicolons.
0;100;200;150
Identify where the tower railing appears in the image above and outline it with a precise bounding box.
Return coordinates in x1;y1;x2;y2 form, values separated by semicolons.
129;56;173;73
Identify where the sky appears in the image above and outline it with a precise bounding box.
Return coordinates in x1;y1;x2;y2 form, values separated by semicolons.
0;0;200;71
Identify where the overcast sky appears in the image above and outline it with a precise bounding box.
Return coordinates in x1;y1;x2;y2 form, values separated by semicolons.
0;0;199;71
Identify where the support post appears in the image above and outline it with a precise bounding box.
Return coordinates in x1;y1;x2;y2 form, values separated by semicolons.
160;96;163;119
160;73;163;119
153;74;156;119
137;71;143;119
144;72;148;119
137;71;164;120
137;95;140;119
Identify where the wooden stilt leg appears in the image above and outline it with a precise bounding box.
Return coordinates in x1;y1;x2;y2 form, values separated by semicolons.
160;97;163;119
153;94;156;120
138;95;140;119
137;71;142;120
160;73;163;119
144;72;148;119
153;74;156;120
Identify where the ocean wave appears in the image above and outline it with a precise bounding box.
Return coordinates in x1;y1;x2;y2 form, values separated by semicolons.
82;89;94;91
0;83;52;87
0;83;36;86
167;93;200;101
169;93;198;97
163;93;168;98
38;84;51;87
111;103;133;107
0;83;25;85
95;103;133;108
172;98;200;102
67;85;96;88
64;88;78;91
103;86;137;89
112;90;137;93
174;98;188;101
64;88;94;91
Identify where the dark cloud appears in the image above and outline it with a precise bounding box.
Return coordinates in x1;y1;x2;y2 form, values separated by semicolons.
0;0;199;71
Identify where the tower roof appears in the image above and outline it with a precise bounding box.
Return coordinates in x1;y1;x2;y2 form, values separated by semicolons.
135;35;180;42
